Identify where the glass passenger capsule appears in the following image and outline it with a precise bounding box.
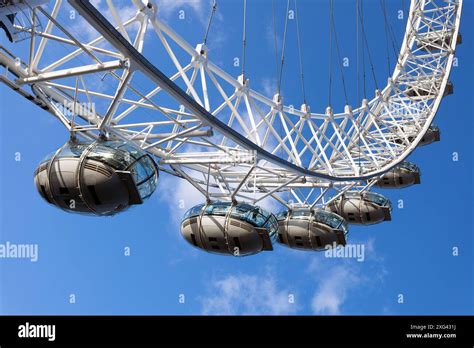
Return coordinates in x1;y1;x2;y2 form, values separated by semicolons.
406;80;453;98
394;124;441;146
420;125;441;145
34;140;158;216
416;30;462;52
276;206;348;251
326;191;392;225
375;161;421;189
181;202;278;256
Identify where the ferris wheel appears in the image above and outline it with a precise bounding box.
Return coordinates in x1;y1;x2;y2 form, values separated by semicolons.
0;0;463;256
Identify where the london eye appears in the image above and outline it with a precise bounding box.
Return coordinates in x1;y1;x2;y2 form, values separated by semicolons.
0;0;463;256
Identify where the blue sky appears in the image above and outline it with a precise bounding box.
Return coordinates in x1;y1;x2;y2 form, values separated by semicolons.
0;0;473;315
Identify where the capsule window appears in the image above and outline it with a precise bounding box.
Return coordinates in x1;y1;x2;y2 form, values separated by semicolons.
295;241;304;247
233;237;242;250
190;233;198;246
87;185;101;205
59;187;69;194
294;236;302;240
347;212;356;222
208;236;220;250
315;236;322;247
366;212;371;221
39;185;51;202
337;233;345;245
399;177;404;185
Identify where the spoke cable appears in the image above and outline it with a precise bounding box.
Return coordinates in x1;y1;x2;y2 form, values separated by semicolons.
241;0;247;78
277;0;291;96
328;0;333;106
203;0;217;45
330;0;349;106
380;0;392;77
294;0;307;105
272;0;280;93
356;0;362;169
381;0;402;69
271;0;284;156
358;0;379;91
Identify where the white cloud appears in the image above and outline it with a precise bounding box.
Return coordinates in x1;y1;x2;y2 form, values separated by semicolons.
90;0;102;8
201;272;298;315
196;238;387;315
265;21;282;53
261;77;278;98
68;0;139;43
156;0;227;51
158;171;283;227
158;173;205;226
156;0;207;21
109;3;139;25
308;238;387;315
310;264;362;315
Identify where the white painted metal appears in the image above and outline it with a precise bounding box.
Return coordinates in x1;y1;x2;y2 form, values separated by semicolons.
0;0;463;209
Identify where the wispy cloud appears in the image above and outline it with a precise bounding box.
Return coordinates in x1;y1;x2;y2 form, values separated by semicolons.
158;174;205;226
310;264;363;315
67;0;139;43
260;77;278;98
68;0;207;43
196;237;386;315
156;0;207;22
308;237;387;315
265;20;282;53
200;272;298;315
158;171;284;225
156;0;227;51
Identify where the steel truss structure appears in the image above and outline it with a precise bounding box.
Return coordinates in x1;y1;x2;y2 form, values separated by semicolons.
0;0;463;210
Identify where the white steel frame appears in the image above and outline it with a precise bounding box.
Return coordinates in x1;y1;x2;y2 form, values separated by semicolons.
0;0;463;209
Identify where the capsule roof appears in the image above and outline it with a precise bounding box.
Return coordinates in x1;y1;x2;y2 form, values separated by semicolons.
183;201;278;237
39;140;158;200
277;208;348;233
343;191;391;209
399;161;420;173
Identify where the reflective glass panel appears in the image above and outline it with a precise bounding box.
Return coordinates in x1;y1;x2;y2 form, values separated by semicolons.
205;202;231;216
276;211;288;221
400;161;419;172
364;192;390;208
291;209;311;219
